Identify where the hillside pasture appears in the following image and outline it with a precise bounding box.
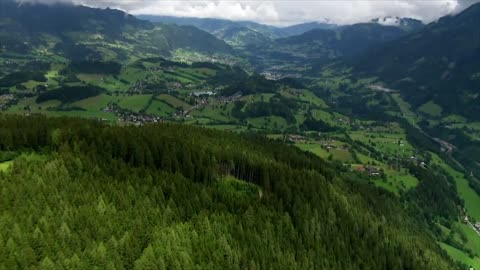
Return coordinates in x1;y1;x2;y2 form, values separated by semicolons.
118;95;152;112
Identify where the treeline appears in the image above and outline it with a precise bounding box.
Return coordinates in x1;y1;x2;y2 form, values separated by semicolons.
0;71;47;87
0;115;456;269
36;85;104;103
66;60;122;75
232;95;298;124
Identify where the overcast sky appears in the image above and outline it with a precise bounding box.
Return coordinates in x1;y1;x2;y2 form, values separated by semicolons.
17;0;480;26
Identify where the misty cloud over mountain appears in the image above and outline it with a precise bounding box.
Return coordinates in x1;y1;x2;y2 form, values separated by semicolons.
12;0;480;25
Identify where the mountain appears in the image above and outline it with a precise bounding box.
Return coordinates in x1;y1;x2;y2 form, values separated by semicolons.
0;1;232;75
138;15;338;46
138;15;278;36
278;23;407;57
244;23;410;72
280;21;338;36
354;3;480;120
206;24;273;46
138;15;279;46
371;17;424;32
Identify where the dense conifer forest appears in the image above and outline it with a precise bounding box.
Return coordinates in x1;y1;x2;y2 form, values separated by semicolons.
0;115;457;269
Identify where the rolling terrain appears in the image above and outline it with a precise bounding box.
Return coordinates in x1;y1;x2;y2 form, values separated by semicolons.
139;15;337;47
0;0;235;77
1;1;480;269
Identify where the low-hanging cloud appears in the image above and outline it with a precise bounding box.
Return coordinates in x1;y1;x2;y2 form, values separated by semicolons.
14;0;480;25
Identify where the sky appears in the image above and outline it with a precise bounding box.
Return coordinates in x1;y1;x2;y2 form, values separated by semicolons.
16;0;480;26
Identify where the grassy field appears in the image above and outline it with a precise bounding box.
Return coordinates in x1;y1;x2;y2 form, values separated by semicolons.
191;107;231;123
248;116;289;131
156;94;191;110
297;90;328;108
439;242;480;269
297;142;355;163
455;222;480;257
118;95;152;112
311;109;338;126
298;139;419;194
350;124;415;157
145;100;176;117
72;94;116;111
419;100;443;117
76;73;105;83
384;167;419;191
391;93;418;126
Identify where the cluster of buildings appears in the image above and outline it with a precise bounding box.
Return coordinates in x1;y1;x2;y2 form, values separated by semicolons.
102;104;162;125
286;134;306;143
406;156;427;168
120;113;162;125
218;92;242;104
0;94;15;110
191;91;215;98
261;71;301;81
355;165;383;177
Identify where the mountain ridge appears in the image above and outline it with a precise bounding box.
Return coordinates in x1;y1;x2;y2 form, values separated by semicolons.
352;2;480;120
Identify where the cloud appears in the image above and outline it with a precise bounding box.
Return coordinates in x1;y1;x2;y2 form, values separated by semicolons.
14;0;480;26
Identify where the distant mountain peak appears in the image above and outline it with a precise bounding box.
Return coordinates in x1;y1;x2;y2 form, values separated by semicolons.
371;17;424;31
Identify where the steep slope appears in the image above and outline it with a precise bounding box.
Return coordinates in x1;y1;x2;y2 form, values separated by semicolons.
245;23;410;72
277;23;407;57
353;3;480;120
0;115;456;269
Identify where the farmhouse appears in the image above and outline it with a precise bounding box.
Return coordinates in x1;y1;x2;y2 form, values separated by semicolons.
287;135;306;143
475;222;480;230
192;91;215;97
354;165;382;176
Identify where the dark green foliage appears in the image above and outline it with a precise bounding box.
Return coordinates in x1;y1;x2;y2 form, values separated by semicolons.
246;22;410;71
0;0;149;37
405;165;463;221
68;61;122;75
157;24;233;54
233;95;298;123
301;117;338;132
210;66;249;87
222;74;279;95
0;71;47;87
36;86;104;103
353;3;480;120
0;1;233;67
54;42;101;61
0;115;457;269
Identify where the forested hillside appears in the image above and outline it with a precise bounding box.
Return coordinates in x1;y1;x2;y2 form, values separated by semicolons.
0;115;456;269
353;3;480;120
0;0;233;76
243;22;413;72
